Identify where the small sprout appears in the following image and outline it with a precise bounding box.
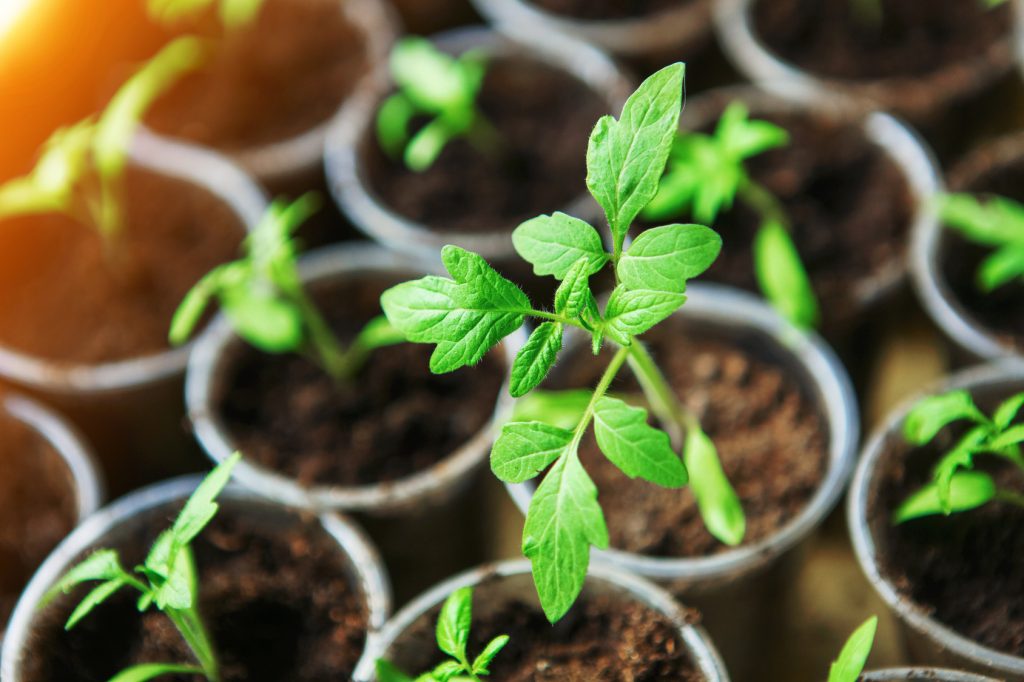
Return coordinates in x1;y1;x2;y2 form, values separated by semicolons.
375;587;509;682
893;390;1024;523
147;0;265;29
376;37;500;172
642;102;819;329
170;194;404;382
41;454;241;682
828;616;878;682
0;37;203;243
382;64;745;623
938;193;1024;293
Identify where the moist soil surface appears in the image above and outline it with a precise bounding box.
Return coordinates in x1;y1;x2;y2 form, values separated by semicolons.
0;167;244;365
872;388;1024;656
529;0;693;20
753;0;1009;82
548;316;828;557
649;108;914;336
217;275;505;487
0;412;76;630
22;502;368;682
943;152;1024;350
147;0;368;150
364;55;608;234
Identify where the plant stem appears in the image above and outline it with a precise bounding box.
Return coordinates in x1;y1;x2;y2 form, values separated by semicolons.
571;345;630;448
737;177;788;231
291;288;354;383
624;341;700;438
168;606;220;682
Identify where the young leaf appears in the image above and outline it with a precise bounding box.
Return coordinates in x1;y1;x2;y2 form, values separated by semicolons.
994;392;1024;430
592;396;687;487
990;424;1024;450
354;314;407;350
436;586;473;661
893;471;997;523
903;390;987;445
375;660;415;682
472;635;510;675
170;453;240;550
554;258;596;319
491;422;572;484
107;663;205;682
586;63;685;247
827;616;877;682
522;452;608;623
509;322;563;398
754;220;819;329
618;223;721;294
932;426;988;513
65;578;126;630
511;213;608;279
978;244;1024;292
511;390;591;430
220;289;305;353
41;549;127;607
684;426;745;546
603;286;686;342
716;102;789;160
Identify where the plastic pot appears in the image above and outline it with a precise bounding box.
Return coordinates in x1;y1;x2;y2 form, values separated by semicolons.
353;558;730;681
186;242;527;601
0;475;391;681
504;282;858;679
0;131;266;495
324;25;632;263
849;362;1024;679
910;131;1024;363
862;670;1001;682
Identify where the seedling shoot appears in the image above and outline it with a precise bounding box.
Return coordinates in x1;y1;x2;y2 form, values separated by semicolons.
938;193;1024;294
827;616;878;682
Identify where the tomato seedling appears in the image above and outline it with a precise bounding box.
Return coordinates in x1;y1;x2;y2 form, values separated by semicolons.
938;192;1024;294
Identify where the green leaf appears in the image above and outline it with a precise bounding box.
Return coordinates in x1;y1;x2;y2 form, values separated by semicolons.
491;422;572;483
618;224;721;294
405;118;459;172
592;396;687;487
715;102;789;160
754;221;819;329
554;258;597;319
511;390;592;430
390;37;476;113
436;586;473;661
220;289;304;353
932;426;988;513
354;314;407;351
510;322;563;398
0;121;95;221
152;545;197;611
939;193;1024;247
990;423;1024;450
994;392;1024;429
171;453;240;549
472;635;510;674
65;578;126;630
903;390;987;445
893;471;996;523
377;93;416;158
376;660;415;682
511;213;609;279
42;549;126;607
640;157;701;222
106;663;204;682
978;244;1024;292
219;0;264;27
523;452;608;623
429;660;463;681
603;286;686;342
586;63;685;246
684;426;745;546
827;616;877;682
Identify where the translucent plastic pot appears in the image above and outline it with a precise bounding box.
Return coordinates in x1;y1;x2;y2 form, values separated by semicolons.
862;670;1001;682
352;559;730;682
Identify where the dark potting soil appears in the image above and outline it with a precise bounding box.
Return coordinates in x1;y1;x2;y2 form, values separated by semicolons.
0;413;76;630
529;0;693;20
0;167;244;364
549;316;828;557
652;109;914;335
752;0;1009;82
146;0;368;150
363;56;608;234
943;152;1024;350
217;275;505;487
872;390;1024;656
22;503;368;682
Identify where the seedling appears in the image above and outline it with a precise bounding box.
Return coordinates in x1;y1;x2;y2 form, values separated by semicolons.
828;616;878;682
170;194;404;382
938;192;1024;294
641;102;819;329
382;64;745;623
40;454;240;682
375;587;509;682
147;0;265;29
0;37;202;245
893;389;1024;523
376;37;500;173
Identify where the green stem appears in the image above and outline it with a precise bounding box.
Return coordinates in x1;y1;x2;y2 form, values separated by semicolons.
570;345;630;448
738;177;789;232
168;606;219;682
291;288;353;383
625;341;700;436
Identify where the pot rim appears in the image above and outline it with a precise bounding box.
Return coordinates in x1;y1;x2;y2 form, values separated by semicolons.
186;242;527;512
324;25;633;261
862;669;1002;682
0;130;267;397
0;474;392;680
848;360;1024;676
909;130;1024;361
505;281;859;582
713;0;1017;117
353;558;730;681
468;0;713;56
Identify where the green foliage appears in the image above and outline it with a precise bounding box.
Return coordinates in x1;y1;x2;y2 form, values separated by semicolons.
642;101;819;328
0;37;202;241
894;390;1024;523
827;616;877;682
171;195;403;381
383;64;745;623
939;193;1024;293
42;455;241;682
376;587;509;682
147;0;264;28
377;37;498;172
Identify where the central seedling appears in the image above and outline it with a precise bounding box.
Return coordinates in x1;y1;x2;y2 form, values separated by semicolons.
893;389;1024;523
642;102;819;328
382;63;745;622
376;587;509;682
938;192;1024;294
170;194;404;382
42;455;240;682
376;37;500;172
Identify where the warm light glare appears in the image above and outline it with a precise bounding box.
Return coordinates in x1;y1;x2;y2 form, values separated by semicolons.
0;0;35;40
